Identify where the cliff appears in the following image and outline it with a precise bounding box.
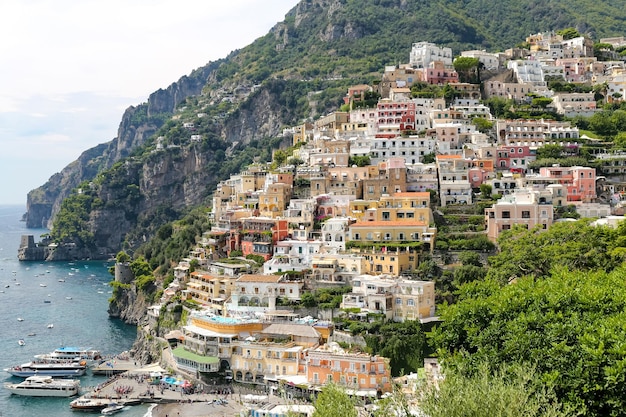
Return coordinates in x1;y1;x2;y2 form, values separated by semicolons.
24;64;217;229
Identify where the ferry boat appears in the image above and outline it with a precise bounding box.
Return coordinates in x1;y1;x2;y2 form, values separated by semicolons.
4;375;80;397
35;346;101;361
69;397;114;411
4;359;87;378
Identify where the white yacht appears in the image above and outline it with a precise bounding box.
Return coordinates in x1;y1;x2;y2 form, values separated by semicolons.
4;375;80;397
35;346;101;361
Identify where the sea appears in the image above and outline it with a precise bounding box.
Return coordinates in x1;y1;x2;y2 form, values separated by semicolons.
0;205;154;417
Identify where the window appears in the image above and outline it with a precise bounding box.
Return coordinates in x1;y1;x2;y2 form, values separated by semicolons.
522;211;530;219
502;211;510;219
407;299;415;306
396;298;402;305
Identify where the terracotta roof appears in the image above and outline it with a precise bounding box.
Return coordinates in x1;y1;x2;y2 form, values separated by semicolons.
351;220;427;227
436;154;462;160
238;274;282;283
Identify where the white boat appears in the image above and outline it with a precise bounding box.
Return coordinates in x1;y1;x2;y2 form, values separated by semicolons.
18;339;25;346
17;317;24;321
39;283;47;287
47;323;54;328
4;375;80;397
35;346;101;361
69;397;113;411
101;403;125;415
4;359;87;378
66;296;73;300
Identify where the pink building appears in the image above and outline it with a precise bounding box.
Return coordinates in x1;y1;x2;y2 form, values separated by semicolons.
485;189;554;241
377;100;417;133
537;166;596;202
496;145;537;172
424;61;459;85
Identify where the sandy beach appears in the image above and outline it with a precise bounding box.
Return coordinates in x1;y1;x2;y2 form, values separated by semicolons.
150;400;243;417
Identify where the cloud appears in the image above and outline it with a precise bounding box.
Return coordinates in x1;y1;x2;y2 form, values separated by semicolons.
0;0;301;205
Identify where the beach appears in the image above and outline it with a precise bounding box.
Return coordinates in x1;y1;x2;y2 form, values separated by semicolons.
151;400;243;417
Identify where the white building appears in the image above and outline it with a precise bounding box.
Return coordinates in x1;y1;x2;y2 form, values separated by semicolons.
460;50;500;70
508;60;546;86
263;239;323;274
409;42;453;69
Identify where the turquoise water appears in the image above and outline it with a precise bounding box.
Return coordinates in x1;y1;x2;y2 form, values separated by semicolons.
0;205;151;417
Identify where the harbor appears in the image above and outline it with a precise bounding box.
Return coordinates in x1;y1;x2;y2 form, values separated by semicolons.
73;359;282;416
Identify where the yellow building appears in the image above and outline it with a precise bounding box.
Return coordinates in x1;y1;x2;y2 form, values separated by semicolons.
350;192;433;223
348;220;436;252
184;271;237;311
258;183;292;218
230;323;320;384
292;123;313;146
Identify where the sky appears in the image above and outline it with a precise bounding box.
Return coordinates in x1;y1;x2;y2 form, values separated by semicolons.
0;0;300;205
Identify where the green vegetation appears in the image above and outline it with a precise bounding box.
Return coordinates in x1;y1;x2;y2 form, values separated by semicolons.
486;220;625;285
432;266;626;416
133;207;211;276
419;361;570;417
364;320;426;376
312;383;357;417
300;286;351;309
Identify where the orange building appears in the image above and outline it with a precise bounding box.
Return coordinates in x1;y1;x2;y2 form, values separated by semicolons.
306;346;392;396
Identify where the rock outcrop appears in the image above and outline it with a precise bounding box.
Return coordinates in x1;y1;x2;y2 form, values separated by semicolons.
24;65;215;230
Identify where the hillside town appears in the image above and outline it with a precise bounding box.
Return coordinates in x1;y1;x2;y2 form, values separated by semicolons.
120;31;626;415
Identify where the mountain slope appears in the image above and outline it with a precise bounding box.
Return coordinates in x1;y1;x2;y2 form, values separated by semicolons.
24;0;626;258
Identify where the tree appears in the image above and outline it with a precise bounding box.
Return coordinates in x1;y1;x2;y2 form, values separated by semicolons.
116;251;131;263
458;251;482;267
419;360;570;417
556;27;581;40
422;153;436;164
532;97;552;108
613;132;626;149
348;155;371;167
486;220;619;285
365;320;426;376
453;56;480;83
536;144;564;159
312;383;357;417
479;183;492;199
472;117;493;133
431;266;626;416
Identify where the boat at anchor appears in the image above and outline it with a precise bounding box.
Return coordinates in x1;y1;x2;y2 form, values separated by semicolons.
4;359;87;378
4;375;80;397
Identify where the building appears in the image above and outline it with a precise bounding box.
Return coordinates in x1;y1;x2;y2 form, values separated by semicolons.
342;275;436;321
309;253;367;286
436;155;472;206
534;165;596;202
551;92;598;117
496;119;580;145
485;189;555;241
496;145;537;172
230;274;304;309
409;42;453;69
306;344;392;396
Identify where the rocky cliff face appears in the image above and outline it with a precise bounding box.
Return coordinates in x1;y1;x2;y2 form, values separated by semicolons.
24;65;216;230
